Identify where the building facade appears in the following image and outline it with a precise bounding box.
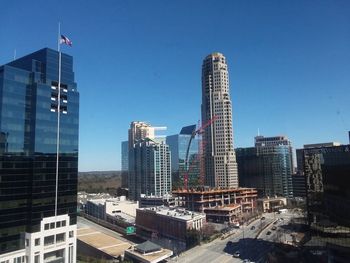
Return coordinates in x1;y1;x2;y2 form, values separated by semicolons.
166;125;199;189
298;143;350;262
121;140;128;188
201;53;238;188
0;48;79;262
129;138;171;201
236;135;294;197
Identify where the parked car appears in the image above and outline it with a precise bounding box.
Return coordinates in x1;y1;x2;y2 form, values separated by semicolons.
266;231;272;235
261;216;265;220
272;226;277;230
250;226;256;230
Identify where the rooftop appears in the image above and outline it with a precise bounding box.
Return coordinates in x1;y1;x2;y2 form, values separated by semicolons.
138;207;205;221
173;187;257;194
77;227;132;258
204;204;241;211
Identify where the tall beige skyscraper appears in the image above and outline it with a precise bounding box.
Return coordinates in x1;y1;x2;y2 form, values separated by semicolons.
201;52;238;188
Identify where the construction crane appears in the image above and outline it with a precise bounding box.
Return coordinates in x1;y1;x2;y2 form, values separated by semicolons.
183;115;217;190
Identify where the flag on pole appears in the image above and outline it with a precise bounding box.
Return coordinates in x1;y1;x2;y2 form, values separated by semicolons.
60;34;72;46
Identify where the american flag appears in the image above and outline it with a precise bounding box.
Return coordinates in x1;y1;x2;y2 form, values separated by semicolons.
60;35;72;46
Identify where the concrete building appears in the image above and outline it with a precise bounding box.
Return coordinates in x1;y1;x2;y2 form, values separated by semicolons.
135;207;206;250
166;125;200;189
173;187;257;215
201;52;238;188
204;204;242;224
85;196;138;225
236;135;294;197
0;48;79;262
257;197;287;213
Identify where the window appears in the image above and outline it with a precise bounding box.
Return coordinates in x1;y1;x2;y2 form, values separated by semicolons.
34;255;39;263
50;223;55;229
62;221;66;227
44;223;49;230
35;238;40;246
69;231;74;238
56;221;61;228
44;235;54;246
56;233;65;243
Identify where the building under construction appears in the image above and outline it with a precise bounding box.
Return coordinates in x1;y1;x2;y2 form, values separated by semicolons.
172;187;258;223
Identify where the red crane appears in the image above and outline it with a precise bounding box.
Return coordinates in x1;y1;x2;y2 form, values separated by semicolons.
184;115;217;190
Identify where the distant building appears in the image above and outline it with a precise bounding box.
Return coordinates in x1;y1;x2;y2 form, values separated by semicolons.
0;48;79;262
201;52;238;188
121;140;129;188
128;122;171;200
236;135;294;197
166;125;200;188
139;194;176;208
292;172;306;197
257;197;287;213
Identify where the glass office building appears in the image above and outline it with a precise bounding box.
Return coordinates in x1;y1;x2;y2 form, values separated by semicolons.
166;125;200;189
236;136;294;198
298;144;350;262
0;48;79;262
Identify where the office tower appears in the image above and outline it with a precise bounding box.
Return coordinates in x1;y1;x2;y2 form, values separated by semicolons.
236;135;294;197
121;141;128;188
201;52;238;188
166;125;200;188
298;142;350;262
128;122;170;200
0;48;79;262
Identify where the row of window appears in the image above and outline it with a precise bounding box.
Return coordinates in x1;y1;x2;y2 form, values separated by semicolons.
44;220;66;230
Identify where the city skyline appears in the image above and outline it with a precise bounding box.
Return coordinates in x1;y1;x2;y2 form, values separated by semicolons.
1;1;349;171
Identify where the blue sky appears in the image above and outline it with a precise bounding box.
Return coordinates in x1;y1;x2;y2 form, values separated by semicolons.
1;1;349;171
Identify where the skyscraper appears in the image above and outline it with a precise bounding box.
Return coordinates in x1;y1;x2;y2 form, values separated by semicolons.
166;125;200;188
201;52;238;188
236;135;294;197
128;122;170;200
0;48;79;262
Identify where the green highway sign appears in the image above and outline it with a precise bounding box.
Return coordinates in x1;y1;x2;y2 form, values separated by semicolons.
126;226;135;235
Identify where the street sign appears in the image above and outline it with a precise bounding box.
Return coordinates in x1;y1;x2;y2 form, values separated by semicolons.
126;226;135;235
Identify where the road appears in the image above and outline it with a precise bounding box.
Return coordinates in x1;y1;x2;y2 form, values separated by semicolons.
172;210;297;263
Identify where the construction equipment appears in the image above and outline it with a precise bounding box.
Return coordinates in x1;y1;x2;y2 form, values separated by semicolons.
183;115;217;190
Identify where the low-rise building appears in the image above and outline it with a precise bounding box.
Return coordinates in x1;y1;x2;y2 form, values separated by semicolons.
257;197;287;213
136;207;205;251
85;196;138;228
139;194;176;208
125;241;173;263
204;204;242;224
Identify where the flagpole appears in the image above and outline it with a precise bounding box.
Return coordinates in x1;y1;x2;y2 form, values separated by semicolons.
55;22;62;219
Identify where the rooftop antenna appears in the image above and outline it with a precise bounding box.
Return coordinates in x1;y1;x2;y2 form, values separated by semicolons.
258;128;260;136
13;49;16;61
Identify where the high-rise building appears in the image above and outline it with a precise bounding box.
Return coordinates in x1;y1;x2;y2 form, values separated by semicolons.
128;122;170;200
298;142;350;262
201;52;238;188
0;48;79;262
166;125;200;188
121;141;128;188
236;135;294;197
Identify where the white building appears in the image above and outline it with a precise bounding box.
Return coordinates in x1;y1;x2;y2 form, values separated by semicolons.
201;53;238;188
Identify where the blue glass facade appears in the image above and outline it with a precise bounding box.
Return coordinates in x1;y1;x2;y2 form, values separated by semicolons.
166;125;200;188
0;48;79;254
